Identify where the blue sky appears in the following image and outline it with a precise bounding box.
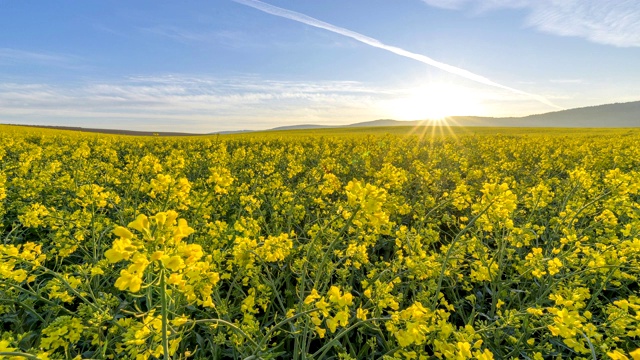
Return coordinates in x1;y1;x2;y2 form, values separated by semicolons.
1;0;639;132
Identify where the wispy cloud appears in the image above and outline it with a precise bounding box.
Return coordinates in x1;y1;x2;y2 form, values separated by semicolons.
92;23;130;38
422;0;640;47
233;0;562;110
549;79;585;84
0;48;81;66
140;26;212;43
0;76;391;132
140;25;248;47
0;74;574;132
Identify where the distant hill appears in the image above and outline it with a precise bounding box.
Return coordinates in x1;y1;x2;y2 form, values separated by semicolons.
270;124;334;131
344;119;402;127
4;100;638;136
274;100;640;130
505;101;640;127
448;101;640;127
210;129;253;134
7;124;200;136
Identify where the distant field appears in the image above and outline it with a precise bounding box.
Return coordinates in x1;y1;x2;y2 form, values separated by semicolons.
253;125;640;137
6;123;640;138
0;124;639;359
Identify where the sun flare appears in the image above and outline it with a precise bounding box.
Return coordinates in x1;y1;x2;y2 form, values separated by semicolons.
387;83;483;121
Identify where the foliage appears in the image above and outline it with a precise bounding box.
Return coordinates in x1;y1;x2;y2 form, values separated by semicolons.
0;125;639;359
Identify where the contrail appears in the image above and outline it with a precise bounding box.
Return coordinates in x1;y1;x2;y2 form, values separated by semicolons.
233;0;563;110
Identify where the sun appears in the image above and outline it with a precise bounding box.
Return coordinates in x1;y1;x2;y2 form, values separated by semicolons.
386;83;483;121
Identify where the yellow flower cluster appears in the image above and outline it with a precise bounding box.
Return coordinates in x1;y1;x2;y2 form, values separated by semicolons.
304;286;354;338
40;316;85;354
146;173;192;210
344;179;390;228
207;166;235;194
18;203;50;228
472;182;517;232
0;242;44;283
0;125;639;359
106;211;220;307
255;232;294;262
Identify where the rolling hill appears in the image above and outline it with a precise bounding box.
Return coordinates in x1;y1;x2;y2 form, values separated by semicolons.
273;100;640;130
3;100;638;135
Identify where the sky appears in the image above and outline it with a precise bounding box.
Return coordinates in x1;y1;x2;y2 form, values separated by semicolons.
1;0;639;132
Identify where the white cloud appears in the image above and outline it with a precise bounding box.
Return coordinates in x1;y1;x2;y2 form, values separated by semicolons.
140;26;213;43
140;26;250;48
0;48;81;65
549;78;585;84
1;73;574;132
421;0;640;47
0;75;390;132
421;0;471;10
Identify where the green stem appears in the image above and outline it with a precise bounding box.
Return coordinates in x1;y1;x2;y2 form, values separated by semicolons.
258;308;321;349
431;199;493;311
312;317;390;359
41;268;101;312
160;269;170;359
0;352;40;359
189;319;260;350
0;299;45;322
0;281;74;316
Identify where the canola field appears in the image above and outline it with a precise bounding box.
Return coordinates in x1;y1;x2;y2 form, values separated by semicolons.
0;125;639;359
